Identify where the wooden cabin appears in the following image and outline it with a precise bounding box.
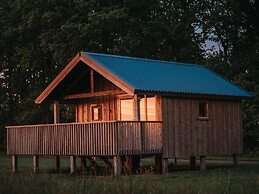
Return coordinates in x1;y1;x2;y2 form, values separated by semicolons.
6;52;252;175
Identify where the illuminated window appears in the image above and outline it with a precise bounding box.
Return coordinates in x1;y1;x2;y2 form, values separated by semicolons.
140;96;156;121
199;102;208;118
120;99;133;120
91;105;102;121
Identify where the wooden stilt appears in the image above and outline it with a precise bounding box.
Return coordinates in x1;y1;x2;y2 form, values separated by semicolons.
175;157;177;166
70;156;76;175
162;158;168;174
80;156;87;170
113;156;121;176
12;155;17;173
233;154;238;167
55;156;60;172
200;156;206;171
33;156;39;173
190;156;196;170
152;154;162;173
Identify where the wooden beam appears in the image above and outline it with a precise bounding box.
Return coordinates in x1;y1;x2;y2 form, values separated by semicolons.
63;90;124;100
113;156;121;176
70;156;76;175
12;155;17;173
53;101;60;170
200;156;206;171
33;156;39;173
90;68;94;93
53;101;60;124
133;94;140;121
144;95;147;121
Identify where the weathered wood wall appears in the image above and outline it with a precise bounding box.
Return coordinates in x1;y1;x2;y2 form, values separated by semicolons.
162;97;243;158
7;121;162;156
76;95;118;122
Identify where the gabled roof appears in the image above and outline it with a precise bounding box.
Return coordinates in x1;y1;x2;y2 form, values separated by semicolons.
35;51;253;104
84;52;252;98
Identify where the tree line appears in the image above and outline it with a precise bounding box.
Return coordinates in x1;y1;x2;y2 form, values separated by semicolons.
0;0;258;151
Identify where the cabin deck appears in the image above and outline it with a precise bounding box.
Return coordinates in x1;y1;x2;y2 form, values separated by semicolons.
7;121;162;157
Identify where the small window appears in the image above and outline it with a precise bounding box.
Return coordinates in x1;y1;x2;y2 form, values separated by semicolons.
140;96;156;121
199;102;208;118
91;105;103;121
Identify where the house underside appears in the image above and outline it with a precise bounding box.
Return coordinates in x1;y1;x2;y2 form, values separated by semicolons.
6;52;251;175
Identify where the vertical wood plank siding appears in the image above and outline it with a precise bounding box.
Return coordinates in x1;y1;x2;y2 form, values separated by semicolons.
7;121;162;156
162;97;243;158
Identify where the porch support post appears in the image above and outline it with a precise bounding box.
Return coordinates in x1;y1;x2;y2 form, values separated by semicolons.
190;156;196;170
200;156;206;171
113;156;121;176
70;156;76;175
133;94;140;121
53;101;60;172
162;158;168;174
53;100;60;124
55;156;60;172
12;155;17;173
233;154;238;167
90;68;94;93
33;156;39;173
152;154;162;173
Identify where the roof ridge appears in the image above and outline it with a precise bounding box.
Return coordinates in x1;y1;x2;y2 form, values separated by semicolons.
82;51;203;68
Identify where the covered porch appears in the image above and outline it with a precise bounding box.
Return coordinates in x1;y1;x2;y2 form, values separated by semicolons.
7;120;163;175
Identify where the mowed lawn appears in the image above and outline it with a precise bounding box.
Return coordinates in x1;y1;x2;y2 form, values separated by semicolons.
0;153;259;194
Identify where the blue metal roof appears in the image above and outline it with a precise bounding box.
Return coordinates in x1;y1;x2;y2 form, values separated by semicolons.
83;52;252;98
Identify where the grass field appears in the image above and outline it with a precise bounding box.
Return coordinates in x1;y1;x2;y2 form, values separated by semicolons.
0;153;259;194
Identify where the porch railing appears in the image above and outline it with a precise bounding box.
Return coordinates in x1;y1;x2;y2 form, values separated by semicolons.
6;121;162;156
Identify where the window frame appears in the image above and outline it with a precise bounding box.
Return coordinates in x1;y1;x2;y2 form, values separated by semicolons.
118;97;134;121
140;95;156;121
198;102;209;120
90;104;103;121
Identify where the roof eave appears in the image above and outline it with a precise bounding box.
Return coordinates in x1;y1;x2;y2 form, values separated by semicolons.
134;89;253;100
